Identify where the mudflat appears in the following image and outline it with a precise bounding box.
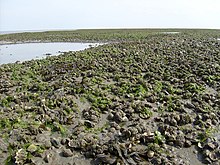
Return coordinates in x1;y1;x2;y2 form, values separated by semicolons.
0;29;220;165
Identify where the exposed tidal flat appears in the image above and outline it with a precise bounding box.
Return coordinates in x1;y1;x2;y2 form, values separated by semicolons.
0;29;220;165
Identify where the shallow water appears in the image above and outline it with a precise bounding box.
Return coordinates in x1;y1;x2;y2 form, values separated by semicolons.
161;32;180;34
0;30;45;35
0;42;98;64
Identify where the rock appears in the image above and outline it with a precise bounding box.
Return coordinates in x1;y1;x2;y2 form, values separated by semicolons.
203;149;211;157
208;152;218;162
67;140;78;148
206;142;218;150
197;142;203;149
184;140;192;147
108;113;114;120
61;138;68;145
15;149;27;165
90;115;98;122
114;110;128;122
97;154;117;164
44;140;52;149
147;150;155;158
43;150;53;163
204;157;212;164
139;113;151;119
50;138;60;148
62;148;73;157
185;102;195;109
175;138;184;147
170;118;177;126
84;120;95;128
27;144;38;153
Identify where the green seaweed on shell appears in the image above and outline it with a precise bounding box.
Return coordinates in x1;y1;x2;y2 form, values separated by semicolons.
5;154;14;165
185;82;205;94
0;98;10;107
154;80;163;93
140;107;153;117
196;128;217;143
44;121;68;136
132;84;147;97
154;130;166;144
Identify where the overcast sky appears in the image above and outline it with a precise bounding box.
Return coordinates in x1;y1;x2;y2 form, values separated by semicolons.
0;0;220;31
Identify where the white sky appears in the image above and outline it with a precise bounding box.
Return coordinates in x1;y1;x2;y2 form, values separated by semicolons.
0;0;220;31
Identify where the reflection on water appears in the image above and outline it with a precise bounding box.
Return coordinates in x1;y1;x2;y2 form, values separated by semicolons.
0;42;99;64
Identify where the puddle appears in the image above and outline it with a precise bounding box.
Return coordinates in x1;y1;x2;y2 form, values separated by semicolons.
0;42;100;65
161;32;180;34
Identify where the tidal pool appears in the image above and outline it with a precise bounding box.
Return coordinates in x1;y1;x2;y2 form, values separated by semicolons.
161;32;180;34
0;42;99;65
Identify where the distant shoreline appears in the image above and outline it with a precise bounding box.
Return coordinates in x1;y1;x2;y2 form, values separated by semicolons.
0;29;77;35
0;30;46;35
1;28;219;35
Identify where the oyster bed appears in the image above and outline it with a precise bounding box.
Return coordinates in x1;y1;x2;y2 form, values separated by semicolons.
0;31;220;165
